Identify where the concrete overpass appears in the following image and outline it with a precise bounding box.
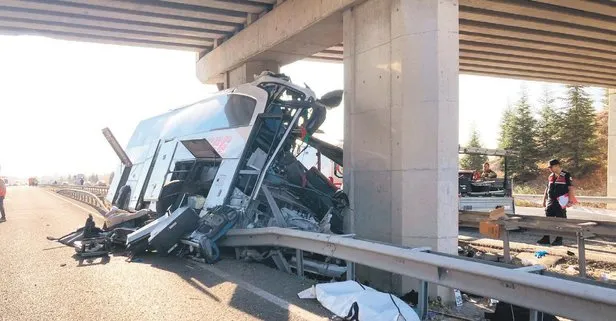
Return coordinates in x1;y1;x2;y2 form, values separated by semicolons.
2;0;616;294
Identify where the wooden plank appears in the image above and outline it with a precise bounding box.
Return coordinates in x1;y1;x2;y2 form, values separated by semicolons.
162;0;267;14
0;19;212;48
459;9;616;43
460;50;616;75
530;0;616;19
0;8;224;39
0;27;204;51
460;57;616;81
459;42;616;69
55;0;247;24
0;0;237;32
460;0;616;32
461;21;616;53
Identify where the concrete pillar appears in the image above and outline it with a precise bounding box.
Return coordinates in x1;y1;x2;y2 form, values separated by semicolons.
608;89;616;205
343;0;459;298
225;60;280;88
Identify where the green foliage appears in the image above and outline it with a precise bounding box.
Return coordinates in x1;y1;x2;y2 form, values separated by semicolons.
498;87;539;181
536;87;560;160
559;85;597;176
460;127;488;171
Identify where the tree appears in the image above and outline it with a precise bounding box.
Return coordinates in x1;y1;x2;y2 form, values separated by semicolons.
595;89;609;170
499;88;540;181
559;85;597;176
536;87;560;160
460;127;488;171
88;174;99;183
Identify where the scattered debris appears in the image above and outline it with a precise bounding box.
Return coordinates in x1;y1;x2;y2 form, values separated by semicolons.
298;281;419;321
534;250;549;259
485;302;557;321
516;252;563;268
60;263;66;267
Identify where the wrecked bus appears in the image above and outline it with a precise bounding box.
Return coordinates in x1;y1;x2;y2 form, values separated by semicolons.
103;73;348;269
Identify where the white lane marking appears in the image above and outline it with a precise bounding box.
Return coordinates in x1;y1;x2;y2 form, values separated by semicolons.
43;190;106;220
196;262;327;321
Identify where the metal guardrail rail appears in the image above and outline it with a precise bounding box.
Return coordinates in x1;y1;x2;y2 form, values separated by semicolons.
218;227;616;321
460;211;616;277
515;193;616;204
44;186;110;214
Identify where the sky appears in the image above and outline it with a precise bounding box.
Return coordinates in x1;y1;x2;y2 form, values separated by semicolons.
0;35;607;178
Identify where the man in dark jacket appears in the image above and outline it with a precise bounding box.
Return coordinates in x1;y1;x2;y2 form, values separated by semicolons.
537;159;577;246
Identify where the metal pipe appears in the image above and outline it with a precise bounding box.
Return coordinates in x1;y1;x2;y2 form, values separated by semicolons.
251;109;303;201
417;281;428;320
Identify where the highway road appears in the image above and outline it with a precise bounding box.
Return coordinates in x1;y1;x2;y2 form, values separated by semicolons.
0;187;329;321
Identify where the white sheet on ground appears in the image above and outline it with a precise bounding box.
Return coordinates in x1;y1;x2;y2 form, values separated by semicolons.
298;281;419;321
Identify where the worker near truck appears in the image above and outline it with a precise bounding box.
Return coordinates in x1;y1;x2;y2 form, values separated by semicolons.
537;159;577;246
0;178;6;222
481;162;497;179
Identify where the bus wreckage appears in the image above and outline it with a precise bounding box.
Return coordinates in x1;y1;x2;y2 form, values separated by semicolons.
56;73;349;278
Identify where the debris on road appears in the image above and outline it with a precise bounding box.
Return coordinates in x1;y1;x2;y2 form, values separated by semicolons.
298;281;420;321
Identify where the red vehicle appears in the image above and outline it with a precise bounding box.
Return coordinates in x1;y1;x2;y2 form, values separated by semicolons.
28;177;38;186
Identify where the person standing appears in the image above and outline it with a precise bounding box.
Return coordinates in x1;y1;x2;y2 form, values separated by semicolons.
0;178;6;222
537;159;576;246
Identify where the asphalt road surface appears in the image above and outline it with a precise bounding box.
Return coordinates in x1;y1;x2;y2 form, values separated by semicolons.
0;187;329;321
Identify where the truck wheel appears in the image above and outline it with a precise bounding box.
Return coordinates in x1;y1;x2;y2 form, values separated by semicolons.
156;180;185;215
114;185;131;210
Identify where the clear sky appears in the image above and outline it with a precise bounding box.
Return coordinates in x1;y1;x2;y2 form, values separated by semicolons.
0;35;607;178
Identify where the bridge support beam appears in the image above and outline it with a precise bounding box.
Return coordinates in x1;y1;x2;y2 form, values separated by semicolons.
213;60;280;90
343;0;459;298
608;89;616;208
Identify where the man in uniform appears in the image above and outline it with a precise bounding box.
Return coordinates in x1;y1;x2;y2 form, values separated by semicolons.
0;178;6;222
481;162;497;179
537;159;576;246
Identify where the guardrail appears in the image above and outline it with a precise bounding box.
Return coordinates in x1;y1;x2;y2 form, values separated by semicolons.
45;186;110;214
460;211;616;277
514;194;616;204
217;227;616;321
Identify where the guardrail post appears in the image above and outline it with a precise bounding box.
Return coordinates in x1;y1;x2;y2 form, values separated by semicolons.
346;261;355;281
417;280;428;320
296;249;304;277
529;309;543;321
577;232;586;278
501;226;511;263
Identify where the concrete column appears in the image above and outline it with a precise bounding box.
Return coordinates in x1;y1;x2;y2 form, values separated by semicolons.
343;0;459;297
608;89;616;205
225;60;280;88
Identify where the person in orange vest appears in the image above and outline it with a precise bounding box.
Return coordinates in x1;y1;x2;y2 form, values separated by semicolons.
0;178;6;222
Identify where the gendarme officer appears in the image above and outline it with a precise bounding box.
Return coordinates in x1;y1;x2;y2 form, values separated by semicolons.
537;159;577;246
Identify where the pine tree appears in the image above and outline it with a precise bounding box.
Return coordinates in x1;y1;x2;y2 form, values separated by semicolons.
460;127;488;171
499;88;539;181
559;85;597;176
536;87;560;161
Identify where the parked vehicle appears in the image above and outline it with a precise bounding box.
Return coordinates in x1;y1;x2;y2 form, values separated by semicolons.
458;146;518;214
